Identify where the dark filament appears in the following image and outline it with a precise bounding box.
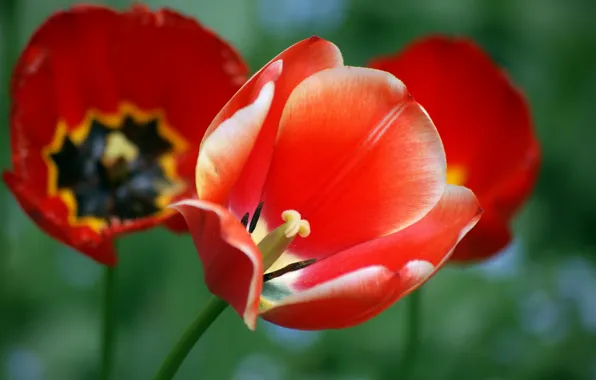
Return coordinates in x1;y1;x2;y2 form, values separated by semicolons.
249;202;264;233
263;258;317;282
240;212;250;227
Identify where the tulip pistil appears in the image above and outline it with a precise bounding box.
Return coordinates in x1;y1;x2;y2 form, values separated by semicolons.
257;210;311;271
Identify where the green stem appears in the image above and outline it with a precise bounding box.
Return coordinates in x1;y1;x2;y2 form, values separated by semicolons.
400;289;422;378
100;266;117;380
0;0;17;299
153;296;229;380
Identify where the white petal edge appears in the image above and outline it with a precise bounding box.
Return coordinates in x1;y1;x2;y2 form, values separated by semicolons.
262;265;396;312
399;184;482;295
195;81;276;202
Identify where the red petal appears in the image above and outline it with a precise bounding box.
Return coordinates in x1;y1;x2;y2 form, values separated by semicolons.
261;266;400;330
14;4;247;138
195;82;275;205
261;67;446;260
114;5;248;143
171;199;263;330
10;6;119;191
3;171;117;265
369;36;540;260
260;185;481;329
449;203;510;261
205;37;343;218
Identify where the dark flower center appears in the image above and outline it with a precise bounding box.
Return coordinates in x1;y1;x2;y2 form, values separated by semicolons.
49;115;185;225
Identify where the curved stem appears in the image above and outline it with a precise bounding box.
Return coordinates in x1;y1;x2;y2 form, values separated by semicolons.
153;296;228;380
400;289;422;378
100;266;117;380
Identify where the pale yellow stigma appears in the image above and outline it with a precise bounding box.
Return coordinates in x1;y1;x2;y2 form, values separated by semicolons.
258;210;311;271
281;210;311;238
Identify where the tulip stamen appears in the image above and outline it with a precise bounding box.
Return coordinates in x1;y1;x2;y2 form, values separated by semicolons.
249;202;264;233
263;258;317;282
240;212;250;227
257;210;311;271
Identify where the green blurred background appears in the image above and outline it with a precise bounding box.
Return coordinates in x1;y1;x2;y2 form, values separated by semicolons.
1;0;596;379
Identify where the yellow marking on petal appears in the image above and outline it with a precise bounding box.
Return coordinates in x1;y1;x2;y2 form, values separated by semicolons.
41;102;188;233
446;165;467;186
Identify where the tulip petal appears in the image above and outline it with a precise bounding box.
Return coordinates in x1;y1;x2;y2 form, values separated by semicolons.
260;265;401;330
449;204;511;261
3;171;117;265
205;37;344;218
260;185;481;329
369;36;540;260
261;67;446;262
171;199;262;330
195;81;275;205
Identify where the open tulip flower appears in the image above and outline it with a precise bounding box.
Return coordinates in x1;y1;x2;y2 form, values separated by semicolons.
173;37;483;331
369;36;540;261
3;5;247;265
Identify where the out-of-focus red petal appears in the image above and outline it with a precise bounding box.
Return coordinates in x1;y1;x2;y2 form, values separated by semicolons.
14;4;247;139
171;199;262;330
261;67;446;261
3;171;117;265
162;213;189;233
204;36;343;218
449;203;510;261
10;6;119;192
260;185;481;329
114;5;248;143
195;82;275;205
369;35;540;260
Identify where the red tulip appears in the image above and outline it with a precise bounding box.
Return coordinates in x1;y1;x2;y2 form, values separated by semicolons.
2;5;248;265
174;37;482;330
369;36;540;261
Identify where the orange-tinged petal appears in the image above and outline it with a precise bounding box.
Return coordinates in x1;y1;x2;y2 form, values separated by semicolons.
171;199;262;330
260;185;481;329
195;81;275;205
261;67;446;260
215;37;344;218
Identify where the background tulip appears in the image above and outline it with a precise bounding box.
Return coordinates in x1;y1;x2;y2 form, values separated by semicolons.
369;36;540;261
2;5;247;264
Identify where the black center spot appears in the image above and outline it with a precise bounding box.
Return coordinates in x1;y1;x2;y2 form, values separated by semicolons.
50;116;183;224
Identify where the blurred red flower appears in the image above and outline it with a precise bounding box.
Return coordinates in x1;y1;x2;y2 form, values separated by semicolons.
369;36;540;261
174;37;482;330
3;5;248;265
